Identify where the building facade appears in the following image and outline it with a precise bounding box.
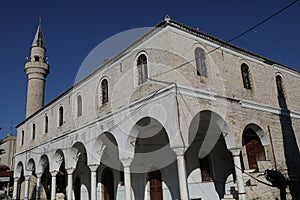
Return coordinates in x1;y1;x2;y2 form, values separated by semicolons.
13;17;300;200
0;135;16;196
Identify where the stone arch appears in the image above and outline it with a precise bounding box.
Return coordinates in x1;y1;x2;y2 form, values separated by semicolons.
242;123;269;146
15;161;24;178
27;158;36;174
52;149;67;197
94;132;121;170
129;116;178;199
36;154;51;200
71;142;90;200
242;123;269;171
185;110;235;199
37;154;50;174
188;110;235;152
69;142;88;169
52;149;65;172
126;114;179;151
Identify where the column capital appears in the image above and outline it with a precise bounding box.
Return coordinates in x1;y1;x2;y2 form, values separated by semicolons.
66;167;75;175
36;173;43;178
50;171;58;177
171;146;186;156
89;164;99;172
120;158;133;168
24;175;31;181
229;147;242;156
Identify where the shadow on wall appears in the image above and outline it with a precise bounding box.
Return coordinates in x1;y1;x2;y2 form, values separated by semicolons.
278;95;300;199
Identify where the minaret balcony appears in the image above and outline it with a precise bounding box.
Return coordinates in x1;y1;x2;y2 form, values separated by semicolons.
25;61;49;76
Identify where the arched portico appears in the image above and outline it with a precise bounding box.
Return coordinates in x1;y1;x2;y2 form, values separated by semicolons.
94;132;122;200
71;142;90;200
38;154;51;200
13;162;24;200
185;110;245;200
26;158;37;199
126;117;181;200
51;149;67;199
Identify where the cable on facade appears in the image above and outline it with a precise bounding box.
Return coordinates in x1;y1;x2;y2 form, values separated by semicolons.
150;0;299;79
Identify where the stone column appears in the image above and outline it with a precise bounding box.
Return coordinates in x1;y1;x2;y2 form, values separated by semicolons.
121;159;133;200
173;147;189;200
24;175;30;200
230;147;247;200
89;165;99;200
36;173;42;200
12;177;19;200
66;168;74;200
51;171;57;200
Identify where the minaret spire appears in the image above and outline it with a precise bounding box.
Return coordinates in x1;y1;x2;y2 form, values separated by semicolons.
31;18;45;48
25;20;49;117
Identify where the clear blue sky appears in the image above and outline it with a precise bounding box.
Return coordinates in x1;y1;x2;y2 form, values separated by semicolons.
0;0;299;138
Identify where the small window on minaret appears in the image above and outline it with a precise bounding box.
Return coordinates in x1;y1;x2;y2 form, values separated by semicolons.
241;64;252;89
21;130;24;145
276;75;285;99
77;95;82;117
32;124;36;140
137;54;148;85
45;116;48;133
101;79;108;104
34;56;40;62
195;47;207;77
59;106;64;126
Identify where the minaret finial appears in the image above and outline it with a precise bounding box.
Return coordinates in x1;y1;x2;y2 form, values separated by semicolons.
32;19;45;48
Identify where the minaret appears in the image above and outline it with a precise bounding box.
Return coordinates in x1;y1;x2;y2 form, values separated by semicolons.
25;20;49;118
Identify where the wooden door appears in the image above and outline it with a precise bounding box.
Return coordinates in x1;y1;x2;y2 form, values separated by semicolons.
149;170;163;200
246;139;266;170
102;169;114;200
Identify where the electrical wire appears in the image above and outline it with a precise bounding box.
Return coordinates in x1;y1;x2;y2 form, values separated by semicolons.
150;0;299;78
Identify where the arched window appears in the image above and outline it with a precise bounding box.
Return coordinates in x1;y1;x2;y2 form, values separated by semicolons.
21;130;24;145
241;64;252;89
44;115;48;133
59;106;64;126
243;129;266;170
77;95;82;117
276;75;285;99
101;79;108;104
137;54;148;85
32;124;36;140
195;47;207;77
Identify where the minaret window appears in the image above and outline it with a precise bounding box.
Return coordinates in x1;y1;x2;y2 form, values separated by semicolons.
77;95;82;117
32;124;36;140
45;115;48;133
241;64;252;89
59;106;64;126
34;56;40;62
21;130;24;145
137;54;148;85
276;75;285;99
195;47;207;77
101;79;108;104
